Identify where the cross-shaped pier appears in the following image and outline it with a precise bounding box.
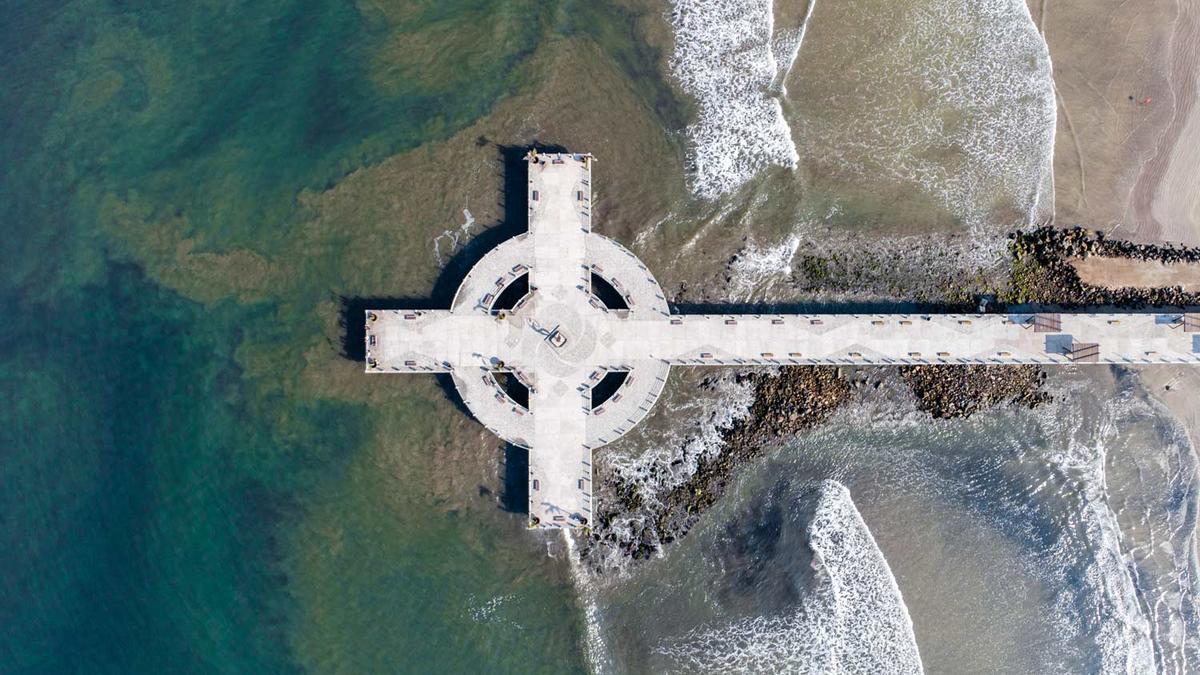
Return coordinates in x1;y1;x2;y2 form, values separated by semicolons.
366;151;1200;529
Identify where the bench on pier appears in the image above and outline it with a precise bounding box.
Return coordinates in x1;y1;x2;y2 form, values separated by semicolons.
1068;343;1100;362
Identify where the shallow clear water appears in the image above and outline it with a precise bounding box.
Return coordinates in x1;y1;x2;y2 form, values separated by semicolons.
1;0;589;671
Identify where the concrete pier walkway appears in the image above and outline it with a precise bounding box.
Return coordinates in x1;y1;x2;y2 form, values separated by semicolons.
366;151;1200;529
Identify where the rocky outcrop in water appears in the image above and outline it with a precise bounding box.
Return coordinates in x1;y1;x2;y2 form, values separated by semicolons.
581;362;1055;569
581;367;851;567
899;364;1050;419
651;367;851;540
581;225;1199;570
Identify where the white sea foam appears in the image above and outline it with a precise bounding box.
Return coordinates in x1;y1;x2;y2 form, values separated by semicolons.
464;593;523;630
655;480;923;673
604;371;756;508
835;373;1192;672
1133;388;1200;673
932;0;1056;227
1023;389;1158;673
668;0;800;199
845;377;1164;672
584;373;758;573
581;367;1195;671
793;0;1055;231
563;531;615;675
431;207;479;266
769;0;817;97
727;234;801;300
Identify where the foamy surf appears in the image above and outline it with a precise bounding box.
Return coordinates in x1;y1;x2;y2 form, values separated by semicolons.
654;480;923;673
726;234;801;301
668;0;800;199
575;368;1195;671
768;0;816;97
1024;387;1161;673
563;531;614;675
776;0;1056;231
585;373;758;572
909;0;1058;229
604;371;756;508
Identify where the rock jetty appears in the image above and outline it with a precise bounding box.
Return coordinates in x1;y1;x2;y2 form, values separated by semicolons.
580;225;1199;569
1007;226;1200;307
581;367;851;566
651;367;851;540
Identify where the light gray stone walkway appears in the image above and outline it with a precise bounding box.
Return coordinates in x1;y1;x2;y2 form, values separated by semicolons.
366;151;1200;529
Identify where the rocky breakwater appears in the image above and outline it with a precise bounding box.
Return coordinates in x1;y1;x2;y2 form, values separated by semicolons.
580;362;1059;569
574;225;1199;569
1007;226;1200;306
652;367;852;538
899;364;1051;419
580;367;851;568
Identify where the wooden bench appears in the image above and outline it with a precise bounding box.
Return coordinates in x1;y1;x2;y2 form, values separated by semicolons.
1068;343;1100;362
1033;313;1062;332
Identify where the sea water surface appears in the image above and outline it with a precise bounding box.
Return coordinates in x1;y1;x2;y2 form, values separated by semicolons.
580;368;1199;673
2;0;592;671
3;0;1198;673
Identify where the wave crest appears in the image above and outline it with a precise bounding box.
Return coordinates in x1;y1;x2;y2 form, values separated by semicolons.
668;0;800;199
655;480;922;673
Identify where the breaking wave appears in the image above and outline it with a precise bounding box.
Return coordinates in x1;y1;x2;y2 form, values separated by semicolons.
726;234;802;300
666;0;1055;224
655;480;922;673
604;372;756;511
585;373;758;574
562;531;614;675
768;0;817;97
668;0;800;199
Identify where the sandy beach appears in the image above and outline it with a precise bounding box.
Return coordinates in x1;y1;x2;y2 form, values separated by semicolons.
1136;5;1200;246
1139;367;1200;450
1039;0;1200;525
1034;0;1200;245
1070;256;1200;291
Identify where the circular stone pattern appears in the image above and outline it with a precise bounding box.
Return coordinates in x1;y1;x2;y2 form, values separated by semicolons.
449;232;672;449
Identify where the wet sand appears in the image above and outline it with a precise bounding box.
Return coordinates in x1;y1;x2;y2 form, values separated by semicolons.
1139;367;1200;457
1136;5;1200;245
1033;0;1200;244
1070;256;1200;291
1132;365;1200;663
1037;0;1200;544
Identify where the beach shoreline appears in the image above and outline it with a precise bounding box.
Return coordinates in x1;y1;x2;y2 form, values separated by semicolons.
1138;368;1200;452
1133;365;1200;642
1034;0;1200;245
1137;368;1200;500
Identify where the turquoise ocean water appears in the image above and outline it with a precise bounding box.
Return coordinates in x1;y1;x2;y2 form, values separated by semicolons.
0;0;635;671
